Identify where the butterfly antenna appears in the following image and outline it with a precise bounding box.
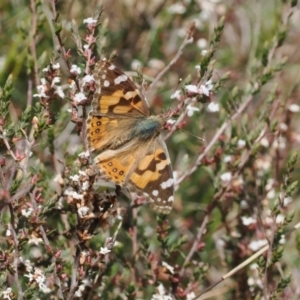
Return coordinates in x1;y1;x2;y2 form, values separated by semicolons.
179;128;205;142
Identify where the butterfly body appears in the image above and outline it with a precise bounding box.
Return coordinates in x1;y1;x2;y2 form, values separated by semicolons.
86;59;174;214
131;115;165;140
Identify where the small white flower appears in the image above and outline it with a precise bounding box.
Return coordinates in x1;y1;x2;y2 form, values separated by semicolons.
241;216;257;226
279;234;286;244
28;237;43;245
162;261;174;274
220;172;232;182
83;17;97;25
223;155;232;163
185;84;198;93
200;84;209;96
279;122;288;131
283;197;292;207
70;174;80;182
54;86;65;98
69;80;76;89
273;136;286;149
288;103;300;112
74;92;87;104
42;66;50;72
70;64;82;75
52;63;60;70
21;207;34;218
2;287;12;300
22;259;33;272
171;90;181;99
6;229;11;237
78;206;90;218
83;44;89;50
82;74;94;85
168;3;186;14
195;65;201;70
260;138;269;148
64;190;83;200
100;247;111;255
186;292;196;300
197;38;208;49
151;284;173;300
240;200;249;209
34;83;48;98
266;189;276;199
131;59;142;70
82;181;89;191
205;79;213;91
207;102;219;112
237;139;246;149
186;104;200;117
51;77;61;86
216;239;225;247
78;151;90;158
166;119;176;125
250;263;258;270
201;49;208;56
248;239;268;251
276;214;285;224
158;284;166;295
75;283;86;297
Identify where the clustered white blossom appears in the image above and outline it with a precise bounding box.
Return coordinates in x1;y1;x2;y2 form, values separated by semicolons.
100;247;111;255
2;287;12;300
151;284;173;300
70;64;82;75
186;104;200;117
248;239;268;252
83;17;97;25
33;63;65;99
162;261;174;274
25;267;51;294
73;92;87;104
220;172;232;182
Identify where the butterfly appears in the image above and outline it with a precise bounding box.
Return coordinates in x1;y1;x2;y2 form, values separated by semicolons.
86;58;174;214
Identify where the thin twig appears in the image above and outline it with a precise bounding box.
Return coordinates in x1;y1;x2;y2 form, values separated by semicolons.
9;206;24;300
30;193;65;299
176;94;255;187
29;0;40;87
147;24;194;92
67;246;80;300
179;215;209;276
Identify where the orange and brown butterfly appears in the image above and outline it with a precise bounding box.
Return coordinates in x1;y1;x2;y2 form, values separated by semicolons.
86;58;174;214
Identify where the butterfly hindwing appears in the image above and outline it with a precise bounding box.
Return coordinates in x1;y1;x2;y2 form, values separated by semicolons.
128;136;174;214
86;114;139;152
93;137;174;214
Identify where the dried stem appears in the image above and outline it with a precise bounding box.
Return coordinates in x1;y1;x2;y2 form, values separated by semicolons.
28;0;40;87
147;23;194;92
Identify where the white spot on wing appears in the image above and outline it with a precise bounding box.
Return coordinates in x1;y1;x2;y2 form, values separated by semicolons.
104;80;110;87
168;196;174;202
114;75;128;85
160;178;174;189
152;190;159;196
108;64;115;70
102;74;106;79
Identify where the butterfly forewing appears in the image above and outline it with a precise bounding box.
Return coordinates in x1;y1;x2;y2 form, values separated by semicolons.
92;59;150;117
